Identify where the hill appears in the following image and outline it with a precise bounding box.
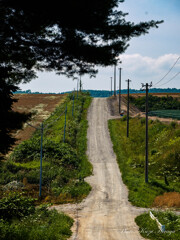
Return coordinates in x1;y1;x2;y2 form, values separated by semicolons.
15;88;180;98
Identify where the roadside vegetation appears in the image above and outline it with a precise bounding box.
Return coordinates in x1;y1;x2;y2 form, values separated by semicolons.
0;92;92;203
0;192;73;240
129;95;180;112
129;95;180;120
135;211;180;239
108;116;180;208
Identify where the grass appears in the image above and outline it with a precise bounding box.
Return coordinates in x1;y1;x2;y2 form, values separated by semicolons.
0;193;73;240
0;92;93;203
108;117;180;208
135;211;180;239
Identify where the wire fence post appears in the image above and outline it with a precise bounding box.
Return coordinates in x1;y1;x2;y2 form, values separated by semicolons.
39;123;43;198
63;105;67;143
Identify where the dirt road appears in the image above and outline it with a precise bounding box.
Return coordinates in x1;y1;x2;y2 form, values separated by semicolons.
68;98;145;240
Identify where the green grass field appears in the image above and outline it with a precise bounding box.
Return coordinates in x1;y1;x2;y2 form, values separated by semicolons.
0;193;73;240
108;116;180;208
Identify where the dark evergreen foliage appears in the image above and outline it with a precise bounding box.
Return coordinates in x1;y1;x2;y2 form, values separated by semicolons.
0;0;163;152
1;0;163;82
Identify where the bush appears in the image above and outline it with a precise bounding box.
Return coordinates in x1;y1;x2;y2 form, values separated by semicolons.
10;139;79;169
0;192;35;221
135;211;180;240
0;205;73;240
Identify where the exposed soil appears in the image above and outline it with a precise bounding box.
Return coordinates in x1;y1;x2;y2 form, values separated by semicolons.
128;92;180;99
11;94;65;145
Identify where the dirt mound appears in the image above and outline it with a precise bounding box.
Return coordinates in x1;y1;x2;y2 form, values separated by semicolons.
153;192;180;208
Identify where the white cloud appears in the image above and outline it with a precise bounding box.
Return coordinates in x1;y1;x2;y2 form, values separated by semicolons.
19;54;180;92
119;53;180;88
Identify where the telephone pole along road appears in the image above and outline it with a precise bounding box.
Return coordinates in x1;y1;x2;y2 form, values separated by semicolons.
70;98;145;240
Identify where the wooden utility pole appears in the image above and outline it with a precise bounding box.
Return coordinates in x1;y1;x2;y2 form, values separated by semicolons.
119;68;122;114
141;82;152;183
111;77;112;96
114;64;116;96
79;75;82;92
126;79;131;138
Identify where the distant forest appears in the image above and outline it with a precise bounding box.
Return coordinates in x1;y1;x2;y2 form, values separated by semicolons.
15;88;180;98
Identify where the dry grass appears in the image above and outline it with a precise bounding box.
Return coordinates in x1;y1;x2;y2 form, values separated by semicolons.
153;192;180;208
125;92;180;99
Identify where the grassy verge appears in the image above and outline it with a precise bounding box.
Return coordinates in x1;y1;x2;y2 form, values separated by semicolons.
0;92;92;203
108;117;180;208
0;193;73;240
135;211;180;239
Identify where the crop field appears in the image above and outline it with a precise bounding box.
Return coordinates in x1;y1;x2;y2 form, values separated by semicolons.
127;92;180;99
149;110;180;120
11;94;66;145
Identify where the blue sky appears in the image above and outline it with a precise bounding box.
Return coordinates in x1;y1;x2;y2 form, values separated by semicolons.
19;0;180;92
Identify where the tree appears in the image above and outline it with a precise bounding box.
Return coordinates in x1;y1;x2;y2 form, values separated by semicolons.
0;0;163;154
1;0;163;82
0;81;31;157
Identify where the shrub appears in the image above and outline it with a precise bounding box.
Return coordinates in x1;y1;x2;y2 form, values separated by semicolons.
10;139;79;169
0;192;35;221
0;205;73;240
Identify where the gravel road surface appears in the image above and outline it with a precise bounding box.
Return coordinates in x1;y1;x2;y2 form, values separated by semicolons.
53;98;146;239
71;98;145;240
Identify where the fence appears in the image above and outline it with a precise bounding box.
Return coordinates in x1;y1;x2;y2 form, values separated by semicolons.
25;94;76;197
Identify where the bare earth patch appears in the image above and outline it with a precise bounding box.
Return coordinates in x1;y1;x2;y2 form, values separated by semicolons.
11;93;65;145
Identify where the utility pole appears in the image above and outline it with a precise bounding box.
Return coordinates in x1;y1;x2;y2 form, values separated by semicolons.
141;82;152;183
126;79;131;138
77;79;79;99
119;68;122;114
111;77;112;96
79;75;82;92
114;64;116;96
72;89;75;117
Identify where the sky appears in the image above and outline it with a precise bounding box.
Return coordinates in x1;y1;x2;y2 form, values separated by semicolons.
19;0;180;93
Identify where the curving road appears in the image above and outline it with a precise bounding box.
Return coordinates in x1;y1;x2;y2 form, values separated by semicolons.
70;98;144;240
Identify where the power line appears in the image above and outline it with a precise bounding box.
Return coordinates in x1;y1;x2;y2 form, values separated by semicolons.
155;71;180;87
153;56;180;87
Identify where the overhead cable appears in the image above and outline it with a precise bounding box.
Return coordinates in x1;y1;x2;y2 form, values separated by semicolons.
153;56;180;86
156;71;180;87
